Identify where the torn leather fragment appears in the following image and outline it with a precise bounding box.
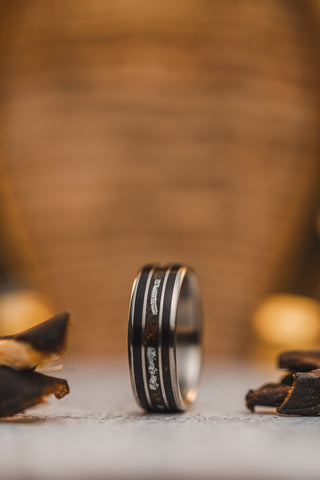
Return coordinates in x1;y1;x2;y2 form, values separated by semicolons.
0;311;70;417
0;310;70;370
246;350;320;416
0;366;69;418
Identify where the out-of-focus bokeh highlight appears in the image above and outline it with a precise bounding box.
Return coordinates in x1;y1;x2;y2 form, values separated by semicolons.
1;0;320;361
253;294;320;361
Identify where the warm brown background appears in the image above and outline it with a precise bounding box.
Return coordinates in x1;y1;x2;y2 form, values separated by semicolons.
1;0;320;358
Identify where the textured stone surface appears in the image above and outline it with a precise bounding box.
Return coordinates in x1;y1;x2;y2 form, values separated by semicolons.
1;361;320;479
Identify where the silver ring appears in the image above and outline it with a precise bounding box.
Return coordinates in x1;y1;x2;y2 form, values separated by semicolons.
128;264;202;412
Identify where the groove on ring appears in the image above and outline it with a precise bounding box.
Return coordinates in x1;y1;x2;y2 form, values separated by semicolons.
131;266;152;410
157;268;170;409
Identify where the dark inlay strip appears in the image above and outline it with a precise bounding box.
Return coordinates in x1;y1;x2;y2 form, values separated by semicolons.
130;265;153;410
144;268;166;410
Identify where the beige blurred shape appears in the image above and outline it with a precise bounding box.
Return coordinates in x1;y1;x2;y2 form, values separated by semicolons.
0;290;52;335
253;294;320;350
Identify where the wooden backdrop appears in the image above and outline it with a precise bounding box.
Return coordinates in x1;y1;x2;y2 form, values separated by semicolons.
1;0;320;358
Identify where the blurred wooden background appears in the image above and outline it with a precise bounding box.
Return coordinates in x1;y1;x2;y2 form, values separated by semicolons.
1;0;320;358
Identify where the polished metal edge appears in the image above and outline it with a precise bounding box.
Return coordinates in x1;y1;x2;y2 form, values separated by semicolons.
128;273;141;408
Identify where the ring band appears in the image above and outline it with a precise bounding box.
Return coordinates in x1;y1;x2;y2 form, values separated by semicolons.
128;264;202;412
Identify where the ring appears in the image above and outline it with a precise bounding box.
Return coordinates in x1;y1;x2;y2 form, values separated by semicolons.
128;264;202;412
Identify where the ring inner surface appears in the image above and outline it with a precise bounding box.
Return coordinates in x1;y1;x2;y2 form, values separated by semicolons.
175;272;202;406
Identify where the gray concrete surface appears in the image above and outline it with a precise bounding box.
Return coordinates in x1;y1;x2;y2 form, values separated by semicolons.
0;361;319;479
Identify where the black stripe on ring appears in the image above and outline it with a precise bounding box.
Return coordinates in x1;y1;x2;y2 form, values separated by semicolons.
161;264;183;411
130;265;153;410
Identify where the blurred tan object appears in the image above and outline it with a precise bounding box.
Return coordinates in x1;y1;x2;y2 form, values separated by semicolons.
0;290;52;335
1;1;320;357
253;294;320;359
